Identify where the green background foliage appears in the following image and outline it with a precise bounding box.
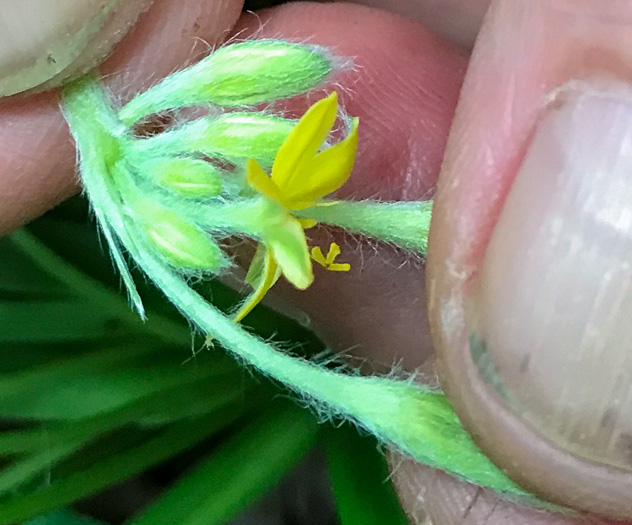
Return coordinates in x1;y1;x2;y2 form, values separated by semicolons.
0;197;408;524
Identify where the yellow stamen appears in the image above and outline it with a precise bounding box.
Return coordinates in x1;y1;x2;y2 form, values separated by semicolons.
310;242;350;272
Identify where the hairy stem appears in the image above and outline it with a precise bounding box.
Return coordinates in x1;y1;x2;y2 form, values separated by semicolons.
296;200;433;253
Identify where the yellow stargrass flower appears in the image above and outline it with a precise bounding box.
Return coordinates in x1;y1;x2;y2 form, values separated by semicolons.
234;92;358;322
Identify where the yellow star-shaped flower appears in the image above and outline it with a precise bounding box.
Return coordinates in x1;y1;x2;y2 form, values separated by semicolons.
234;92;358;322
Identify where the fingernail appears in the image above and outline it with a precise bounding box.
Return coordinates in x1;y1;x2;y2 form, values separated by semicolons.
472;80;632;471
0;0;152;97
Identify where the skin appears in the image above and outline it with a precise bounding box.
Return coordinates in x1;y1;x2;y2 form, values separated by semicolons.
1;0;630;523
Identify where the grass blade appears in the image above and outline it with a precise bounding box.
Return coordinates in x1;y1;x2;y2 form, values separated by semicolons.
9;229;189;346
0;369;250;454
0;409;244;524
126;401;318;525
24;509;105;525
0;300;123;344
324;424;408;525
0;237;67;298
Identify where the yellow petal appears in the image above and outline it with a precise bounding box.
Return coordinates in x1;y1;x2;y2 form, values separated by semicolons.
247;158;283;202
234;248;281;323
283;118;358;208
298;218;317;229
272;92;338;196
245;243;267;287
266;217;313;290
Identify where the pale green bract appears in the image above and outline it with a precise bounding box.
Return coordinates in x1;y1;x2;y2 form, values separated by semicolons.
61;39;546;508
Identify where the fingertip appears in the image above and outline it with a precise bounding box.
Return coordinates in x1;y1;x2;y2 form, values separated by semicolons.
343;0;490;50
389;453;619;525
428;0;632;517
0;0;244;235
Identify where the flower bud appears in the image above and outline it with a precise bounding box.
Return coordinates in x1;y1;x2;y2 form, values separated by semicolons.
200;40;336;106
120;40;337;123
142;208;224;271
201;113;294;161
133;113;295;166
150;157;222;197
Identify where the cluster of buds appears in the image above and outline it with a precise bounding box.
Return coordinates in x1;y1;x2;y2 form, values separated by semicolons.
64;40;361;319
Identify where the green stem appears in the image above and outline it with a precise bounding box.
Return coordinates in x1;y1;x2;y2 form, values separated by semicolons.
190;198;268;238
136;245;534;501
297;200;433;254
62;75;148;318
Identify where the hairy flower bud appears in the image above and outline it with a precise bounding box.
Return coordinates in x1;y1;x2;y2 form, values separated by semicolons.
119;40;338;124
142;209;224;270
199;40;336;106
132;113;295;166
150;157;222;197
201;113;295;161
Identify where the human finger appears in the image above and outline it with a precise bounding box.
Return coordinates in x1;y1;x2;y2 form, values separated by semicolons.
0;0;243;235
340;0;491;49
389;454;621;525
236;3;632;522
0;0;152;97
428;0;632;519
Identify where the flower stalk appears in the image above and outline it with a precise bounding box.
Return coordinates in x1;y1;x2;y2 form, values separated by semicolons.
60;38;546;507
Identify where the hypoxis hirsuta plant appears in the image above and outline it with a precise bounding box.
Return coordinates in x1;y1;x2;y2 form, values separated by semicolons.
61;39;547;506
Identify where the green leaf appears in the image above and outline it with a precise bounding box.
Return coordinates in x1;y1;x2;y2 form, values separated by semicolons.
0;342;242;420
0;410;243;524
0;371;249;456
324;424;408;525
41;382;257;490
0;343;154;419
0;237;67;298
0;300;124;344
126;401;318;525
26;212;182;323
0;373;252;497
0;440;82;497
8;228;189;346
23;509;105;525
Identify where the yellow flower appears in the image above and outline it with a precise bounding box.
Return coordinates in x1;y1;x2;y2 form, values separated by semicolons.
234;92;358;322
